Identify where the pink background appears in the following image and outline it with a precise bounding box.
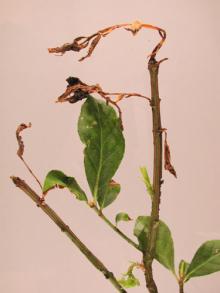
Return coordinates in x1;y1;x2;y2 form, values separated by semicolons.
1;0;220;292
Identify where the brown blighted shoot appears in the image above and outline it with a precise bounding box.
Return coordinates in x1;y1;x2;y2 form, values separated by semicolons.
48;21;166;62
56;76;150;130
16;123;32;158
164;131;177;178
16;123;42;189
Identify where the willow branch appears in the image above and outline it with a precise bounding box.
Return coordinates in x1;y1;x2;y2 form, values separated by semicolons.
89;204;140;251
11;176;126;293
143;58;164;293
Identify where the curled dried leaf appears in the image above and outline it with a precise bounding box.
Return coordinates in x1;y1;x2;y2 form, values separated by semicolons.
164;132;177;178
79;34;102;62
56;77;150;130
56;82;102;104
48;21;166;61
16;123;32;157
15;123;42;189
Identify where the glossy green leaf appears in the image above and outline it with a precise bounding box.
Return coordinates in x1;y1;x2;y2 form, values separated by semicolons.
115;212;132;226
179;260;189;279
134;216;175;272
42;170;87;201
78;96;125;209
140;166;154;198
185;240;220;280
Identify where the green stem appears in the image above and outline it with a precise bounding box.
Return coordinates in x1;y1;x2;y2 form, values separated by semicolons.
11;176;127;293
143;58;163;293
90;205;140;251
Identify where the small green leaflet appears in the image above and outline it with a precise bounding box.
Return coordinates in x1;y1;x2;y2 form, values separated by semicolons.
42;170;87;201
118;263;140;289
133;216;175;272
78;96;125;209
118;274;140;289
115;212;132;226
179;260;189;279
185;240;220;281
140;166;154;198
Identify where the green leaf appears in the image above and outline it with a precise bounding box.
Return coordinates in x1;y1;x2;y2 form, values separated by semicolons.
179;260;189;279
118;263;140;289
101;180;121;209
78;96;125;209
140;166;154;198
185;240;220;280
42;170;87;201
133;216;175;272
118;273;140;288
115;212;132;226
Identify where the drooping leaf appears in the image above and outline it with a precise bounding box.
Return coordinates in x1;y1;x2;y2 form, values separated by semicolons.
115;212;132;226
133;216;175;272
185;240;220;280
42;170;87;201
140;166;154;198
78;96;125;209
179;260;190;279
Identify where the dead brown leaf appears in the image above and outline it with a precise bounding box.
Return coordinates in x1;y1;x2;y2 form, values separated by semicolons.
15;122;42;189
48;21;166;62
16;123;32;157
79;34;102;62
164;132;177;178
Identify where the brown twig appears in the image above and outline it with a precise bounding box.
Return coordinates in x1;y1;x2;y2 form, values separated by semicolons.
48;21;166;62
179;279;184;293
16;123;42;189
143;58;162;293
11;176;127;293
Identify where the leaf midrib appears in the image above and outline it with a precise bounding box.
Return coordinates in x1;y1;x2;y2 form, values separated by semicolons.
93;103;103;200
